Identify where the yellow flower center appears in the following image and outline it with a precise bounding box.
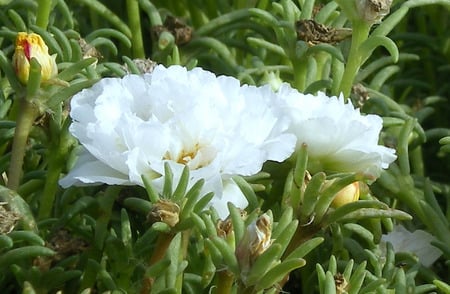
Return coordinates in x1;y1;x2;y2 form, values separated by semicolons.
164;142;215;170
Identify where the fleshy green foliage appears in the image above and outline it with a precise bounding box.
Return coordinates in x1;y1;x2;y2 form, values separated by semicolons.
0;0;449;293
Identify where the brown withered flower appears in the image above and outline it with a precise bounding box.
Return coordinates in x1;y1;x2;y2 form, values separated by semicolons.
356;0;393;23
217;210;248;239
334;273;349;294
78;38;102;60
248;214;272;257
122;58;158;74
48;229;89;260
152;15;193;45
352;83;370;107
148;199;180;227
34;229;89;271
236;213;273;279
0;202;20;234
296;19;352;45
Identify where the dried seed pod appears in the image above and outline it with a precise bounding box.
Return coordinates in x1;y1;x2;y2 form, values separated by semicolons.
152;15;193;45
148;199;180;227
296;19;352;45
0;202;20;234
236;213;273;276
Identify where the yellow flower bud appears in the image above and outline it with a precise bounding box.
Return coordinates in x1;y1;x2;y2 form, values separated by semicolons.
12;32;58;84
331;182;360;208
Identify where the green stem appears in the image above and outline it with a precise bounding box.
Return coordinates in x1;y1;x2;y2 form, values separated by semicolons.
283;225;319;259
38;113;72;219
410;146;424;176
338;20;371;97
36;0;53;29
141;233;175;293
38;155;63;218
315;51;330;81
293;58;308;92
149;233;175;265
126;0;145;58
216;271;235;294
7;99;39;191
94;186;122;250
175;230;191;293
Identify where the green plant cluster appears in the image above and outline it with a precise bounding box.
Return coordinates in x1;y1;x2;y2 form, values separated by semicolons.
0;0;449;293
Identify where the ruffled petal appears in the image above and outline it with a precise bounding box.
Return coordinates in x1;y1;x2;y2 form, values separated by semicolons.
62;65;297;218
59;149;130;188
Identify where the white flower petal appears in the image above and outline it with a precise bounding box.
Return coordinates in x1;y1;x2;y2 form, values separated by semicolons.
59;149;130;188
381;225;442;267
209;178;249;219
61;65;296;218
279;86;396;178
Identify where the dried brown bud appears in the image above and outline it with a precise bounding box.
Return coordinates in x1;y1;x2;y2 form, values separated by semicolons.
0;202;20;234
148;199;180;227
296;19;352;45
351;83;370;107
34;229;88;271
334;273;349;294
236;213;273;279
152;15;193;45
78;38;102;60
122;58;157;74
217;210;246;238
249;214;272;257
356;0;393;23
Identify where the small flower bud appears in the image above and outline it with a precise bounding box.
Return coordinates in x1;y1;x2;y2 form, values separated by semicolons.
331;182;360;208
356;0;393;23
12;32;58;84
148;199;180;227
260;72;283;91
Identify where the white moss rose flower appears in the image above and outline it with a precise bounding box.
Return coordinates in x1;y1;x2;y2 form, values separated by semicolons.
278;86;396;179
59;65;296;218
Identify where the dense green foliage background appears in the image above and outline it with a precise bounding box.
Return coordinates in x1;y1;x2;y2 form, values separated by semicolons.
0;0;449;293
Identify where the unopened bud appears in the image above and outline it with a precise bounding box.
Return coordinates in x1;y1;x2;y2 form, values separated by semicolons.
331;182;360;208
12;32;58;84
148;199;180;227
